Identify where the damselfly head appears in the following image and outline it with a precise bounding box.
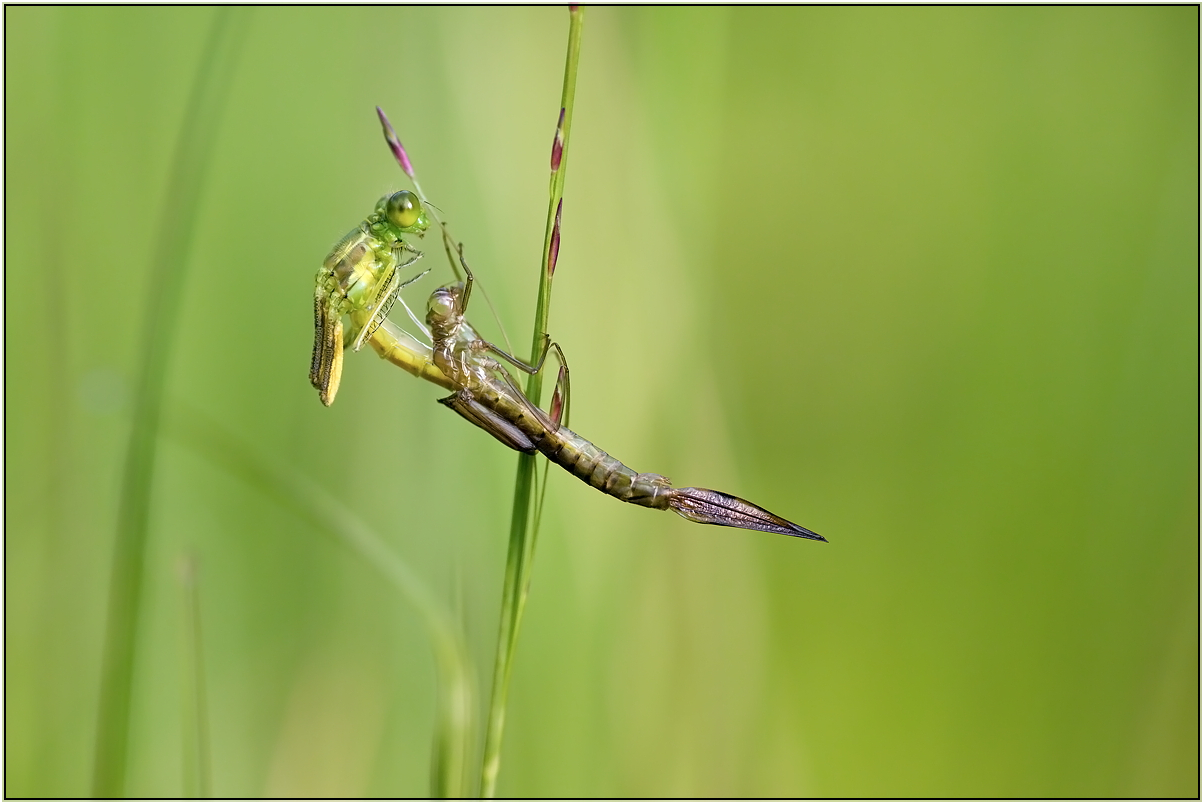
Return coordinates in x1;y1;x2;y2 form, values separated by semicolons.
376;190;429;235
426;283;462;327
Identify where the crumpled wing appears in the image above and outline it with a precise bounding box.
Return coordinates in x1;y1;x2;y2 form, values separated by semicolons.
310;296;344;407
438;390;537;455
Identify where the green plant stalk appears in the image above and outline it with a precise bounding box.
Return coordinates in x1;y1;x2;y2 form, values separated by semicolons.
162;402;474;798
481;7;584;798
92;9;247;797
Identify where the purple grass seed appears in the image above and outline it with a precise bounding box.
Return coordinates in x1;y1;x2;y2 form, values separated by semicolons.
550;108;565;172
376;106;416;180
548;198;563;277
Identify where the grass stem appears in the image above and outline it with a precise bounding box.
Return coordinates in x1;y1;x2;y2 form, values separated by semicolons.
480;7;585;798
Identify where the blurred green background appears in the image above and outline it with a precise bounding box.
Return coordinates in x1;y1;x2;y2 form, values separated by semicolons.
5;6;1197;798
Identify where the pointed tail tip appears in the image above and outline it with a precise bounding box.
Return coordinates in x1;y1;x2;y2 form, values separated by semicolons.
668;487;828;542
790;524;827;543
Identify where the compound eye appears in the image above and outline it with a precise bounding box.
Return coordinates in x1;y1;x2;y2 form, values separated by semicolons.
386;190;422;229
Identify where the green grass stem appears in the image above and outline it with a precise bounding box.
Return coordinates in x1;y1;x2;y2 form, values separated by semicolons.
92;9;247;796
480;7;585;798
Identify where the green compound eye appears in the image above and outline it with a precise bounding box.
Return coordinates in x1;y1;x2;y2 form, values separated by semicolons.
385;190;422;229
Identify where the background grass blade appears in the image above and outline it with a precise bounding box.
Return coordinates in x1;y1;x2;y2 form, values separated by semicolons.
91;9;248;796
162;402;475;798
177;554;212;798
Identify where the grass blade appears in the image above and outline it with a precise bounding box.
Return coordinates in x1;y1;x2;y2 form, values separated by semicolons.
178;555;212;798
162;403;475;798
92;9;248;795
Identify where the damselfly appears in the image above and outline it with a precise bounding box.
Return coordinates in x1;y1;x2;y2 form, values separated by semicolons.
310;114;824;540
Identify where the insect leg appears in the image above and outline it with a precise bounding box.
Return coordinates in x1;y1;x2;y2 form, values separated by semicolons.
394;241;430;286
451;232;572;424
548;349;571;429
350;267;401;352
445;233;515;356
477;334;563;377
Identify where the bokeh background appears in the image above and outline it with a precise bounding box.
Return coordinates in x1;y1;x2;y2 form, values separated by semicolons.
5;6;1198;798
